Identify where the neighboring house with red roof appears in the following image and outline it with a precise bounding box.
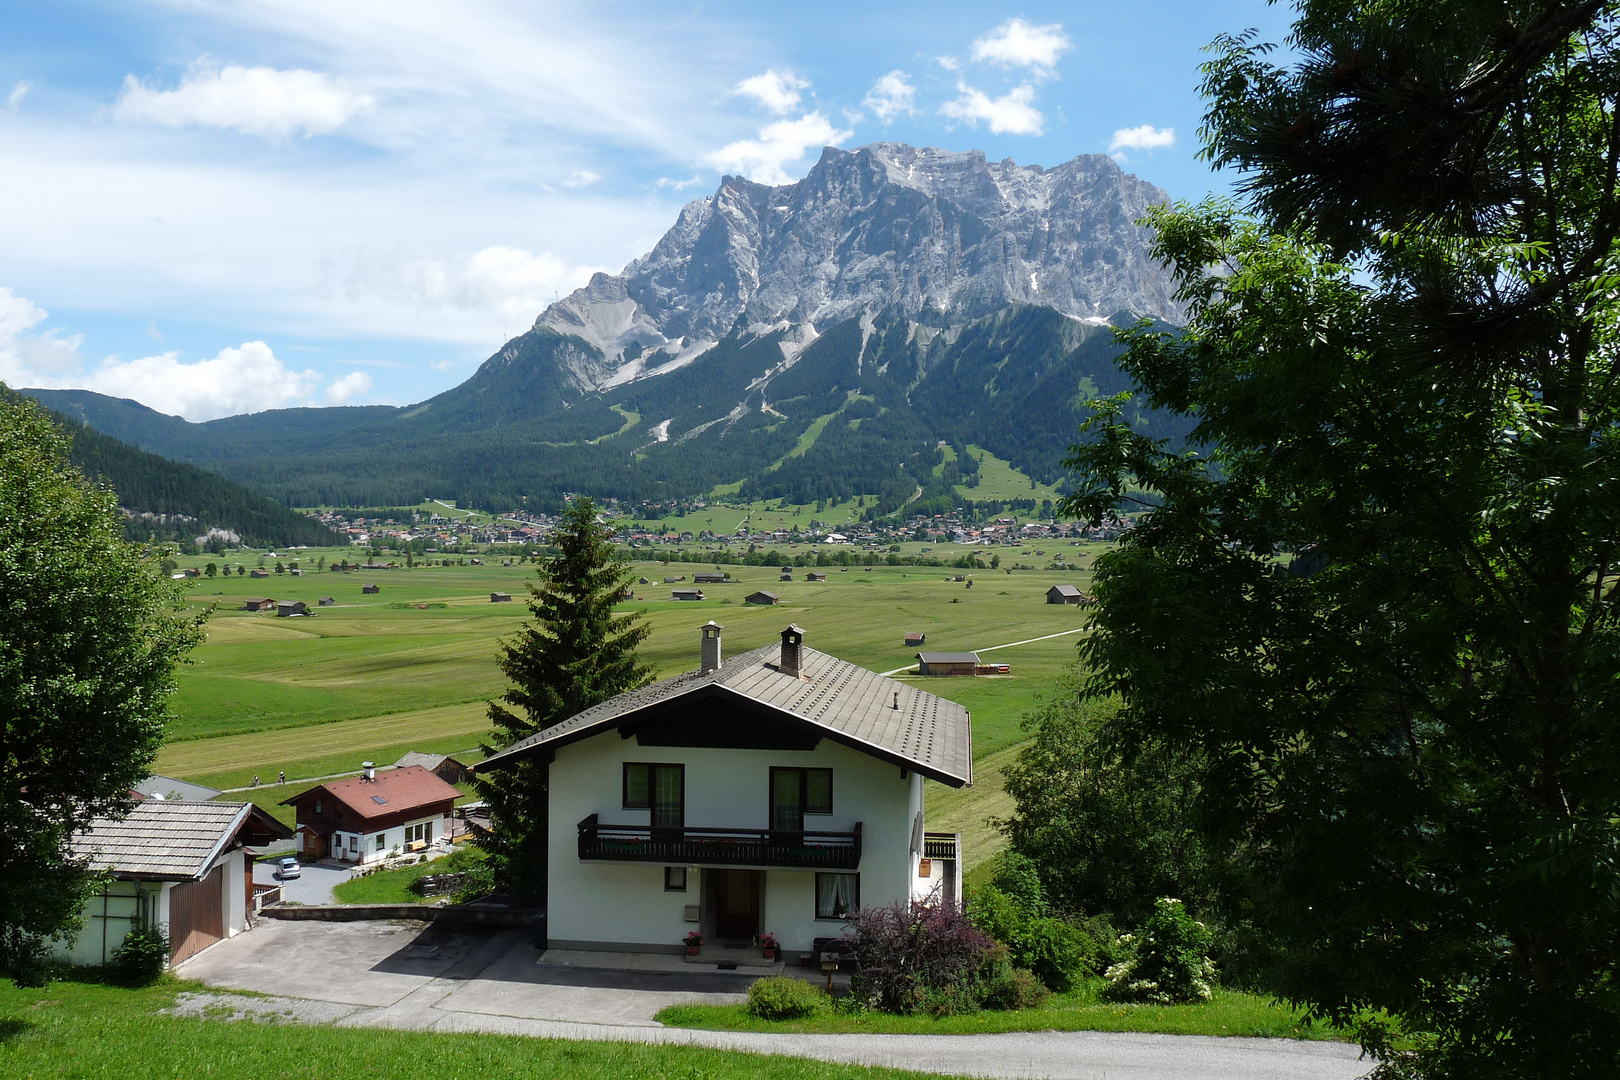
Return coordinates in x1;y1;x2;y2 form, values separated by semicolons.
282;764;460;864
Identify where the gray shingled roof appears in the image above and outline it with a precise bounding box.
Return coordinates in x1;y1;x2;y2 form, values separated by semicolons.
478;640;972;786
72;800;253;881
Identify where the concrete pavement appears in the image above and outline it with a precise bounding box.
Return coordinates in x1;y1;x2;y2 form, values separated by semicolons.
176;919;1372;1080
252;858;358;905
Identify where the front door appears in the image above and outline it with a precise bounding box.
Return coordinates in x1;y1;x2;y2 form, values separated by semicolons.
714;870;759;939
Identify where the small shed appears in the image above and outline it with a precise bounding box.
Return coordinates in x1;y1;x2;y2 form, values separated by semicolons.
242;597;275;612
249;568;270;578
664;575;686;583
490;591;512;602
318;596;336;606
392;751;471;785
904;632;927;646
745;590;780;605
694;572;726;584
805;571;828;582
780;572;793;582
275;600;308;617
1046;584;1091;605
638;577;650;585
671;587;705;601
917;651;980;677
779;566;793;574
362;583;380;595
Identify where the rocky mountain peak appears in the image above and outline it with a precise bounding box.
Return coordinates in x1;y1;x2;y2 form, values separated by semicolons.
537;140;1181;391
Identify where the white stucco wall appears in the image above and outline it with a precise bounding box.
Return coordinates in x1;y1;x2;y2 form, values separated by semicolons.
547;726;920;953
223;848;246;935
316;816;443;864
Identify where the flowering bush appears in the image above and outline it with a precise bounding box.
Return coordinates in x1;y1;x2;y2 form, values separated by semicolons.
759;932;779;951
683;931;704;948
1101;897;1216;1005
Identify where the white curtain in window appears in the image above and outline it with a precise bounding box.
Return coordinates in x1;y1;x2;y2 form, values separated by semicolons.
817;873;858;918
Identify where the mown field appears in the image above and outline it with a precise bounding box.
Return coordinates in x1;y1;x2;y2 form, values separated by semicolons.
162;546;1100;857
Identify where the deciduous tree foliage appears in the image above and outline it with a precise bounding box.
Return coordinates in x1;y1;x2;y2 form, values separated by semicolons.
474;497;653;894
0;389;203;979
1065;3;1620;1077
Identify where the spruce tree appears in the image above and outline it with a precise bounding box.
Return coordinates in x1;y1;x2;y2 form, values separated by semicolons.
475;496;653;894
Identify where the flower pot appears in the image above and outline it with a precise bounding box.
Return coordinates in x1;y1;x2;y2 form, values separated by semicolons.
761;948;776;961
686;946;700;956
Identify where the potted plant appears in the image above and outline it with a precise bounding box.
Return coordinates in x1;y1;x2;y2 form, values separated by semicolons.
759;932;779;961
684;931;704;956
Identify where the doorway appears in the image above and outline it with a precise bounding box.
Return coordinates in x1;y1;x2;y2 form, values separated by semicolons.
712;869;760;940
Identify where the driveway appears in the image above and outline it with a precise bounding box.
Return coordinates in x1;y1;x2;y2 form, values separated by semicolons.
178;920;1371;1080
252;859;357;905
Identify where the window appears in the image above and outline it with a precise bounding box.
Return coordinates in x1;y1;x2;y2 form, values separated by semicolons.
815;873;859;919
405;822;430;844
314;798;322;815
623;763;684;828
375;833;386;852
664;866;687;891
770;768;833;832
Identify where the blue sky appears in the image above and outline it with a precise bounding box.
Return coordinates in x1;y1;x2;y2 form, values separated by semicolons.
0;0;1294;420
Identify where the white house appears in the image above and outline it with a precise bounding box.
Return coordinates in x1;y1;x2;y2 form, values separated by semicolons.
281;764;460;864
477;621;971;960
56;799;292;967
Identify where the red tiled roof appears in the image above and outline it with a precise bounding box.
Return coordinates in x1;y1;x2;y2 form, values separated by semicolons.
287;765;460;820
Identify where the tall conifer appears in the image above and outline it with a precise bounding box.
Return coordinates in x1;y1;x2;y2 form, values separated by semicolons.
474;496;652;893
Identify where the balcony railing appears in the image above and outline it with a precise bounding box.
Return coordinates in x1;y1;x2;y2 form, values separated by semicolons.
923;831;960;861
578;814;862;869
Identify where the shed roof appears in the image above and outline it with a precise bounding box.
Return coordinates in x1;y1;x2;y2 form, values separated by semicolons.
71;800;255;881
917;652;981;664
282;765;461;820
478;638;972;786
392;751;466;771
133;775;223;803
1048;584;1085;597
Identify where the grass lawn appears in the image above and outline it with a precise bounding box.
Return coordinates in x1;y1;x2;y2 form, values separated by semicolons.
331;847;487;905
0;975;943;1080
655;981;1343;1040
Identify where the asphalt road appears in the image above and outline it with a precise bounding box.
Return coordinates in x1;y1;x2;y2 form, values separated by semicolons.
252;859;357;905
178;920;1371;1080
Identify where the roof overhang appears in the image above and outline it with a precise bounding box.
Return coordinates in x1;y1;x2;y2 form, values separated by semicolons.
477;680;970;787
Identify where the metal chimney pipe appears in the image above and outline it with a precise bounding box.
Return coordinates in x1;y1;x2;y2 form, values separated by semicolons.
700;621;723;673
779;624;805;679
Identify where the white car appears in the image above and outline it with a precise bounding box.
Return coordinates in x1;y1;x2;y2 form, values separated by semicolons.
277;856;302;880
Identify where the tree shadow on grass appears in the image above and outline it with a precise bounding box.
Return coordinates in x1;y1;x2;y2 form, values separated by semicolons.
0;1018;34;1042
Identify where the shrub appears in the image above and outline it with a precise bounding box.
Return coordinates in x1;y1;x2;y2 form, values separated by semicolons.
1102;897;1216;1005
112;926;169;986
980;963;1050;1012
846;900;995;1014
746;975;829;1020
967;883;1091;992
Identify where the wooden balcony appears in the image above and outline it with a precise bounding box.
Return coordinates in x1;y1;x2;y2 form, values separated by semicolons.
577;814;862;869
923;831;960;861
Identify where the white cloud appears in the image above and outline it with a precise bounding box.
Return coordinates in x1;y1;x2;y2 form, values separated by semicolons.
113;62;374;138
563;169;601;187
940;83;1044;136
731;69;810;114
145;321;162;341
971;18;1072;73
863;71;916;123
332;245;608;324
0;287;83;376
704;112;852;185
7;81;29;111
656;175;705;190
936;56;961;72
324;370;372;404
1109;124;1176;152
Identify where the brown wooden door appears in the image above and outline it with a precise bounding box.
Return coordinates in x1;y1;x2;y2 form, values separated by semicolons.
168;865;224;964
715;870;759;939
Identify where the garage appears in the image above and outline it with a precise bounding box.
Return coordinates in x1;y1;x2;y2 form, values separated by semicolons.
168;864;226;964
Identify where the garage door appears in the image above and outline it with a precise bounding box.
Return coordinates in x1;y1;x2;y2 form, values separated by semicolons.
168;865;224;964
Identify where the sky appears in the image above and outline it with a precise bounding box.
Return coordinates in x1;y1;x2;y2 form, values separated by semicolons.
0;0;1296;421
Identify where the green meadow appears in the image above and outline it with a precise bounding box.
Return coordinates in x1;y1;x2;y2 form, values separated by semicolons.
162;547;1100;863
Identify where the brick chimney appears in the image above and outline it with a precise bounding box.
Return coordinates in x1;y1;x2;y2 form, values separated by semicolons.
700;621;723;673
779;624;805;679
